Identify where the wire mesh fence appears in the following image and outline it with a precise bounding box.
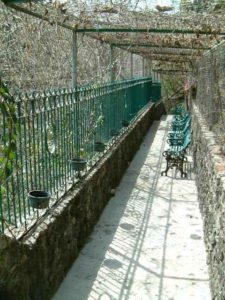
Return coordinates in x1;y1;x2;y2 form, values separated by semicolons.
0;1;161;237
196;42;225;144
0;77;161;236
0;2;146;93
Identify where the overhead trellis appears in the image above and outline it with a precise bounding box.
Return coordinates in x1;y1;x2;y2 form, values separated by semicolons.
0;1;146;90
1;0;225;81
4;0;225;32
3;0;225;57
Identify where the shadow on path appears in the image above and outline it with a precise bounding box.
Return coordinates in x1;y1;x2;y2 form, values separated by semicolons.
53;118;210;300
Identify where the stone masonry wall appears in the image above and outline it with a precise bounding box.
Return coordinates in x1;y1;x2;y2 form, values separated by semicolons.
192;103;225;300
0;102;166;300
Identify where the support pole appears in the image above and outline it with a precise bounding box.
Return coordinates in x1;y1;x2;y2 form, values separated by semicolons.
152;70;155;82
72;31;77;88
147;59;152;77
110;44;116;82
142;57;145;77
120;51;124;80
130;53;133;78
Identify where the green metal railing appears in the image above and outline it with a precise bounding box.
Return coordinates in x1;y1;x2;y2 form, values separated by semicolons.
151;83;161;102
0;77;161;235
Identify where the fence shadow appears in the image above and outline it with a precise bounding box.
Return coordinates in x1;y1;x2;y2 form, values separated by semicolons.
53;118;209;300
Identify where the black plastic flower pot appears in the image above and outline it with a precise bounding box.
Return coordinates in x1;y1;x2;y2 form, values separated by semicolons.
94;142;106;152
70;158;87;171
122;120;130;127
28;190;51;209
110;129;120;137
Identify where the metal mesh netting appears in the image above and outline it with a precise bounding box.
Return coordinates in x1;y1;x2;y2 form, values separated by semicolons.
196;42;225;143
0;2;73;91
0;2;145;92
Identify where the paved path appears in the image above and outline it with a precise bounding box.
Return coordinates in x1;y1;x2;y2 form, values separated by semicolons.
53;116;210;300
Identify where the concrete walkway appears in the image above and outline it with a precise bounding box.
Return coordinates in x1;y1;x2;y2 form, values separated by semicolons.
53;116;210;300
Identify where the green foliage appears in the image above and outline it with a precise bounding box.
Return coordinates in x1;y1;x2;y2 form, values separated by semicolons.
162;75;184;98
0;79;18;182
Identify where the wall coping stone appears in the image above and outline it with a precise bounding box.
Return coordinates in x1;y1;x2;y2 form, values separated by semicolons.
0;101;166;300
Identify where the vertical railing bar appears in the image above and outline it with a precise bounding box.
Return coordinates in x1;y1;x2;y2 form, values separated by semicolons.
69;90;76;179
42;94;49;193
45;94;53;196
31;95;38;190
35;104;42;191
27;100;34;191
39;104;46;192
15;134;22;225
73;89;76;162
50;91;57;195
17;101;27;226
23;100;31;215
58;90;63;189
80;88;84;161
70;90;75;181
58;91;63;188
3;113;11;223
65;94;69;183
84;88;88;162
62;91;67;188
5;179;11;223
10;168;17;227
54;91;59;198
0;182;4;233
75;87;80;160
107;85;110;140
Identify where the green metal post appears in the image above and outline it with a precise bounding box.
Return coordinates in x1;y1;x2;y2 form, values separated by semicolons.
110;45;116;82
0;182;3;232
130;53;133;78
142;57;145;77
72;31;77;88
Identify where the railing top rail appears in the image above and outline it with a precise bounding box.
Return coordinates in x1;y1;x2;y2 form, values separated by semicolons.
12;77;152;103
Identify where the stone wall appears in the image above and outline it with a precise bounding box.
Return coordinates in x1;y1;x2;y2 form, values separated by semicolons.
0;102;166;300
192;103;225;300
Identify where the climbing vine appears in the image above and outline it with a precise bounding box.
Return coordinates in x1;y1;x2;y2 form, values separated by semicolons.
0;79;18;182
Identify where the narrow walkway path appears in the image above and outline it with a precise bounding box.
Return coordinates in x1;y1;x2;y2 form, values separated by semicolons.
54;116;210;300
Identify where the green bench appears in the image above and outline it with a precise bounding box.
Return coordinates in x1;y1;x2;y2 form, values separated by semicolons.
161;121;192;178
167;121;192;140
171;113;190;124
170;115;191;131
172;103;186;116
167;126;192;144
173;112;189;122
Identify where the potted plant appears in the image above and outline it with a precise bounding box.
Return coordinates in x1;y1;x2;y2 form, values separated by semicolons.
70;158;87;171
122;120;130;127
110;129;120;137
28;190;51;209
94;141;106;152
